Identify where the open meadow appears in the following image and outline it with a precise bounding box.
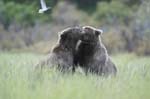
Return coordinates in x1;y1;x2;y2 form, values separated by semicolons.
0;0;150;99
0;52;150;99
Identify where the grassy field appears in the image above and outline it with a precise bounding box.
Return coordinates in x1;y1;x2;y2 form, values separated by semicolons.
0;52;150;99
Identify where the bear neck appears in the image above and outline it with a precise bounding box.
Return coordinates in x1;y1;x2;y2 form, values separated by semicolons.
81;41;100;56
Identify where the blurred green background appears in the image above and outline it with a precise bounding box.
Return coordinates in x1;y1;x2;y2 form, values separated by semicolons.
0;0;150;55
0;1;150;99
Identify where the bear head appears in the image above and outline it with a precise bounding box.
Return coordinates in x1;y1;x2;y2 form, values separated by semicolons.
58;26;82;51
81;26;103;44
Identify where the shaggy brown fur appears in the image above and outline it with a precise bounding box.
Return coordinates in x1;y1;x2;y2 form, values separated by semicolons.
75;26;117;76
35;27;82;72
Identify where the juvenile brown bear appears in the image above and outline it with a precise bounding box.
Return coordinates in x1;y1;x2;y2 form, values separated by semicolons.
75;26;117;76
35;27;82;72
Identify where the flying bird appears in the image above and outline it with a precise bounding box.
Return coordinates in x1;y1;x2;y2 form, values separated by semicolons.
38;0;51;13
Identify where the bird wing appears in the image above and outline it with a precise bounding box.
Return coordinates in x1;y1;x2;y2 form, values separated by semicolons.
40;0;47;9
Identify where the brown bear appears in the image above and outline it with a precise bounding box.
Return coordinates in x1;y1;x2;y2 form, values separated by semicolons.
74;26;117;76
35;27;82;72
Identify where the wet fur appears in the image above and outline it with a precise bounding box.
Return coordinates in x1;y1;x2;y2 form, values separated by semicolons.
75;26;117;76
35;27;82;72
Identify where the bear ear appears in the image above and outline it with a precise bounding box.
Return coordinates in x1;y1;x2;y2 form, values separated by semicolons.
60;33;67;39
59;27;71;35
95;29;103;36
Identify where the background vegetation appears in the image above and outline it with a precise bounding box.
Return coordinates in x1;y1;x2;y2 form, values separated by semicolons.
0;0;150;55
0;1;150;99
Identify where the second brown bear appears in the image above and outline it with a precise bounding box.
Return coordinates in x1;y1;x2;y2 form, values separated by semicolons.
35;27;82;72
74;26;117;76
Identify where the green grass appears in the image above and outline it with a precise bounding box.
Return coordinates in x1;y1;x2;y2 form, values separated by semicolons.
0;52;150;99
